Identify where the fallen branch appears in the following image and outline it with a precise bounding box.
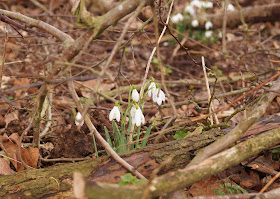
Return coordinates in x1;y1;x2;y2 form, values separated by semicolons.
196;3;280;29
0;129;225;198
82;126;280;199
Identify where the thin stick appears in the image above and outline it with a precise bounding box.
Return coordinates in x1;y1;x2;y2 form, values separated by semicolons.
40;92;53;138
155;1;177;116
0;31;8;88
259;170;280;193
222;0;228;53
139;0;175;97
67;80;145;179
202;56;219;124
80;1;146;123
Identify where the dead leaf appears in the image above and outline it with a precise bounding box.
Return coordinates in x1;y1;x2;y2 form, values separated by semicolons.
13;78;30;97
77;79;115;98
4;111;19;128
188;176;224;196
0;133;39;171
0;158;15;175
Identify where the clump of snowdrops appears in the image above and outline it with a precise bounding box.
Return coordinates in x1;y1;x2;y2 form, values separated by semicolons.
75;78;165;153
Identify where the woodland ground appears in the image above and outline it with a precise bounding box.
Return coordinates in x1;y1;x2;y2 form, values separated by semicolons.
1;0;280;198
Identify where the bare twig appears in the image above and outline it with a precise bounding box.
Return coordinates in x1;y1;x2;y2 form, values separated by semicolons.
0;30;7;88
140;0;175;97
202;56;219;125
189;77;280;166
222;0;228;53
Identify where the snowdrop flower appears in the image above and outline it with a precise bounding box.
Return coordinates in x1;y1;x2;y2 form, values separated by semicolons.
191;0;202;8
205;30;213;38
204;2;213;8
227;4;235;11
163;42;169;46
205;21;213;30
171;13;184;24
75;112;84;127
148;82;156;97
152;88;166;105
184;5;195;16
191;19;199;28
131;88;139;102
130;105;145;127
109;106;121;122
218;31;222;38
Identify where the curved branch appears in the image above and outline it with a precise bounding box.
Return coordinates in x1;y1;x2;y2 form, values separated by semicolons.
84;126;280;199
0;9;74;46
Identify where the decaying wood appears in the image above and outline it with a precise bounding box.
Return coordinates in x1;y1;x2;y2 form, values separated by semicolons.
0;129;225;198
2;114;280;198
83;126;280;199
196;3;280;29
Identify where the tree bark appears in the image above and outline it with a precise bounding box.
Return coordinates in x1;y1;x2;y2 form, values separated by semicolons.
0;129;225;198
196;3;280;29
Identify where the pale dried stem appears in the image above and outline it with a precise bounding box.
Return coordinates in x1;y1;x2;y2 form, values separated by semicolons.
139;0;175;97
202;56;219;125
259;170;280;193
40;92;53;138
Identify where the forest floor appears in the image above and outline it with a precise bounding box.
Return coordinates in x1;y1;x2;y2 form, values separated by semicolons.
1;0;280;198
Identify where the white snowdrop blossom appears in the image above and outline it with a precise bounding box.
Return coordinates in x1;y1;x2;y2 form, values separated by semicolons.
152;88;166;105
131;89;140;102
171;13;184;24
148;82;156;97
227;4;235;11
75;112;84;127
205;30;213;38
205;21;213;30
130;105;145;127
204;1;213;8
163;42;169;46
191;0;202;8
191;19;199;28
184;5;195;16
109;106;121;122
218;31;222;38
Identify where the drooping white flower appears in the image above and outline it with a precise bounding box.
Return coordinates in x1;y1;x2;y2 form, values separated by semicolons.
171;13;184;24
130;105;145;127
152;88;166;105
218;31;222;38
205;21;213;30
205;30;213;38
75;112;84;127
184;5;195;16
163;42;169;46
204;2;213;8
191;19;199;28
191;0;202;8
227;4;235;11
148;82;156;97
131;89;139;102
109;106;121;122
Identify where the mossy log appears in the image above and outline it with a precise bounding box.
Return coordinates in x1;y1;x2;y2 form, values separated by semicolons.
0;129;225;199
